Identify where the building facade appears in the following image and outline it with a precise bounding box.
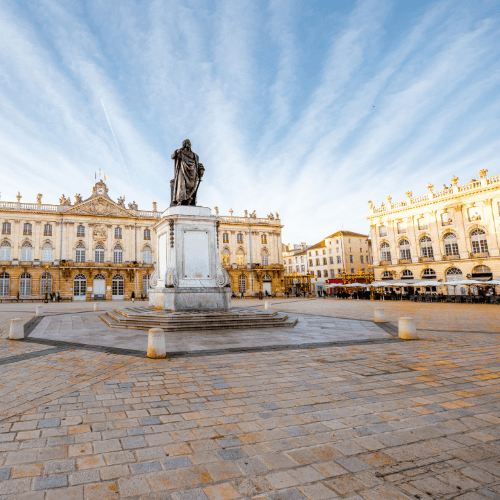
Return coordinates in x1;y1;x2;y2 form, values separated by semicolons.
367;169;500;288
0;180;284;300
306;231;373;294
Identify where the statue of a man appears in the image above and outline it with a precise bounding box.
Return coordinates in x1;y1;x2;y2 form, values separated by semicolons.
171;139;205;206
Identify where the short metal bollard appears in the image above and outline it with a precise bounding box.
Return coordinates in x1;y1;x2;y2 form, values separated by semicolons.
264;301;269;309
147;328;166;358
9;318;24;340
398;317;418;340
35;305;43;317
94;303;99;311
374;309;385;323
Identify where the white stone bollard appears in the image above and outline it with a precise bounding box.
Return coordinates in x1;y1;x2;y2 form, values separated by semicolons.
9;318;24;340
94;303;99;311
264;301;269;309
147;328;166;358
374;309;386;323
35;305;43;317
398;317;418;340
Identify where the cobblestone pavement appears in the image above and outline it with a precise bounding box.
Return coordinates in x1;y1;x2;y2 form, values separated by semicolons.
242;298;500;333
0;301;499;499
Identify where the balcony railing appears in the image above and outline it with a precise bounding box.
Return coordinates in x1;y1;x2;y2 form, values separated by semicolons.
418;256;434;262
398;258;412;264
470;252;489;259
443;254;459;260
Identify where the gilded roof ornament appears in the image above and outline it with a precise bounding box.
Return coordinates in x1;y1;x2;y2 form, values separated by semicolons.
451;175;459;185
479;169;488;178
405;191;412;198
427;183;434;192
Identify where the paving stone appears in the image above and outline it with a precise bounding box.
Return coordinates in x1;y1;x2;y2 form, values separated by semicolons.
33;475;69;490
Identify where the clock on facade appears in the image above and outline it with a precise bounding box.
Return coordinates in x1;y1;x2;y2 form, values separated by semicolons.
97;187;105;194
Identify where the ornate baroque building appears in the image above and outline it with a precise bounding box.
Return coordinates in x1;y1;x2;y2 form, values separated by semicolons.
367;170;500;287
0;181;284;300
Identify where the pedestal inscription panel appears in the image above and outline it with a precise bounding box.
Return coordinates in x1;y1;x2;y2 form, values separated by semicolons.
183;230;210;279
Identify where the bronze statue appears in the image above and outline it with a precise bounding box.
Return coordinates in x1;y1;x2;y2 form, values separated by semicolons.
170;139;205;206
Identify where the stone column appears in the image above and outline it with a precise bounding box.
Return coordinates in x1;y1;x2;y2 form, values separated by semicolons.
429;210;441;261
106;224;113;262
482;198;499;256
34;221;42;260
455;205;469;259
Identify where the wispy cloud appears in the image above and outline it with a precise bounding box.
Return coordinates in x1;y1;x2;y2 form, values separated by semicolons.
0;0;499;244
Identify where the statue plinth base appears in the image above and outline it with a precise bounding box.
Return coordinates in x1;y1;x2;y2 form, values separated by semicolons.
148;206;231;312
149;286;231;312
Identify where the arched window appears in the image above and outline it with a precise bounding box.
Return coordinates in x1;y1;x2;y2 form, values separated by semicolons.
222;249;230;266
382;271;393;280
93;273;106;298
399;239;411;260
444;233;459;256
113;245;123;264
0;241;11;261
115;227;122;239
75;243;86;263
21;242;33;261
401;270;414;280
261;249;269;266
261;234;267;244
73;274;87;297
19;273;31;296
422;268;436;279
41;243;53;262
472;265;492;279
0;273;10;296
238;275;246;293
236;249;244;266
76;225;85;237
470;229;488;253
23;223;32;236
420;236;434;258
144;229;151;240
222;233;229;243
40;273;52;295
112;274;124;298
143;274;150;296
142;246;152;264
446;267;462;277
236;233;243;243
380;242;391;261
95;244;105;263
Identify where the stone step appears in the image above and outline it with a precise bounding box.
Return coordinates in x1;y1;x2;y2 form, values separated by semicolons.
99;313;298;331
111;309;281;323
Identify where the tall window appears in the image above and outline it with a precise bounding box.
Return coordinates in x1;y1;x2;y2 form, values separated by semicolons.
222;233;229;243
379;226;387;237
112;274;124;297
336;256;341;264
2;222;11;235
323;257;327;265
316;259;320;265
360;255;364;264
444;233;459;256
399;239;411;260
317;270;321;277
19;273;31;296
73;274;87;297
41;243;53;262
237;233;243;243
349;255;353;263
323;270;328;277
420;236;434;258
397;222;406;234
236;249;244;266
43;224;52;236
261;250;269;266
0;242;11;261
142;246;152;264
23;223;32;236
21;242;33;261
309;259;313;266
238;275;246;293
222;249;230;266
382;271;393;280
144;229;151;240
95;244;105;263
330;269;335;278
76;225;85;237
0;273;10;296
261;234;267;244
470;229;488;253
417;218;428;230
40;273;52;295
75;243;86;263
143;274;150;295
329;257;333;264
115;227;122;239
113;245;123;264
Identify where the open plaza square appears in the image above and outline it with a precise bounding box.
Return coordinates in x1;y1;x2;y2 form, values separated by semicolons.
1;298;499;500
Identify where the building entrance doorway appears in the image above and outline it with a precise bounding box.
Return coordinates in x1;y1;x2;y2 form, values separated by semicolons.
262;275;272;296
93;274;106;300
73;274;87;301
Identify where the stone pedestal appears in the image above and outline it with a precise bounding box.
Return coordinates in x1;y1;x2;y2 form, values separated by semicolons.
149;206;231;311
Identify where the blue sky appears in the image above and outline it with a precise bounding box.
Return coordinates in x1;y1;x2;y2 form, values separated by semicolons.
1;0;499;244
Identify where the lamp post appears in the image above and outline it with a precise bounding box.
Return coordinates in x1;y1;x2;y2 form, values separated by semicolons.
44;263;50;303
